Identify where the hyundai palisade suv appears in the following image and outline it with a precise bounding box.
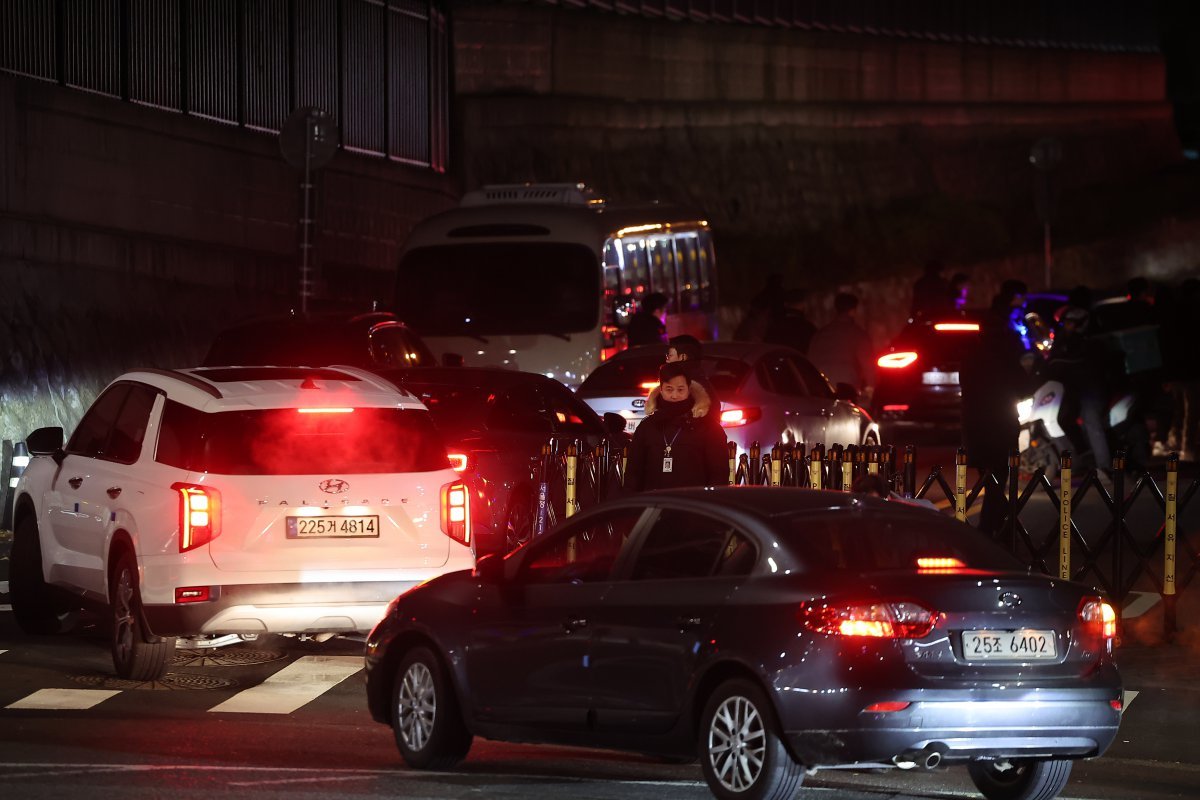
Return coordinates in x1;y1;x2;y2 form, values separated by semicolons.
10;365;474;680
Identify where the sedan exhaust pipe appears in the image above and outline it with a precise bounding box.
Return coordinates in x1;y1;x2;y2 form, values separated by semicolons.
893;748;943;770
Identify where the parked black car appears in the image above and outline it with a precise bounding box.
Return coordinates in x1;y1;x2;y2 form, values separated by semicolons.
376;367;627;555
203;310;436;370
364;487;1122;800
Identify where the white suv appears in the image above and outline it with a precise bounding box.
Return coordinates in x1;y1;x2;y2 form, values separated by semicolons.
10;366;474;680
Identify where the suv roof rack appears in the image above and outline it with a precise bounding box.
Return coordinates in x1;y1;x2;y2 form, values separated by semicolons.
459;182;605;208
136;368;223;398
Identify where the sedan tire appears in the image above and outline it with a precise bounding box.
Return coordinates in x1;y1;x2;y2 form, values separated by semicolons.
392;646;473;770
699;679;804;800
967;758;1073;800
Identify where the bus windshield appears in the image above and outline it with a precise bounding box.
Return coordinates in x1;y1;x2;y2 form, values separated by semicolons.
395;242;600;336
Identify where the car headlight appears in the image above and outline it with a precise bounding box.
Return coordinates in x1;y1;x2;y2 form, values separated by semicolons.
1016;397;1033;424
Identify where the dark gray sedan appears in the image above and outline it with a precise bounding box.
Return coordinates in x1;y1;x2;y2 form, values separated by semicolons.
364;488;1122;800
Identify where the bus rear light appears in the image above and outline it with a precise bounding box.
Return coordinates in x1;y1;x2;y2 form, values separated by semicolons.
719;407;762;427
441;481;471;546
878;352;918;369
800;601;935;639
172;483;221;552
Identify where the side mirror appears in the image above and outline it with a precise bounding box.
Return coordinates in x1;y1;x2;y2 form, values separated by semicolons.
26;426;64;456
474;552;505;583
602;412;628;437
834;383;860;403
442;352;465;368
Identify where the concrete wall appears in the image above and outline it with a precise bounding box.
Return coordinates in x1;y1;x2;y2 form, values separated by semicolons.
0;73;456;445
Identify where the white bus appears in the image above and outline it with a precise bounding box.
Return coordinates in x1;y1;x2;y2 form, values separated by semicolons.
393;183;718;387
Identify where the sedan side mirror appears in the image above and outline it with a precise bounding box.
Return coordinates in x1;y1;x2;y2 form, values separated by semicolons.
474;552;505;583
834;383;860;403
602;412;628;437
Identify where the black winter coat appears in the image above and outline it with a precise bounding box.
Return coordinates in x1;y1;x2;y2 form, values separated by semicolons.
625;399;729;492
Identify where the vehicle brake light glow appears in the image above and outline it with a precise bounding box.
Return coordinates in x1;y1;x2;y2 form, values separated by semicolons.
916;557;965;570
719;407;762;427
298;407;354;414
882;404;910;412
172;483;221;552
440;481;471;546
447;453;469;473
863;701;911;713
800;601;935;639
877;352;918;369
640;381;660;393
1079;598;1118;639
933;322;980;332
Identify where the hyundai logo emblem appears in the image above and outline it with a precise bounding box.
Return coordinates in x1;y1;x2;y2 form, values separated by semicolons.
632;399;645;409
998;592;1021;609
319;478;350;494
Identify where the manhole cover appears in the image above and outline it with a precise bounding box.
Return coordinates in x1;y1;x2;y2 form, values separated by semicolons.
73;672;235;691
171;649;287;667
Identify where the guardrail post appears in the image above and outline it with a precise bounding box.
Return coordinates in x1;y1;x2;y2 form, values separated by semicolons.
736;453;749;486
1165;453;1179;641
750;441;761;485
840;446;853;493
828;444;843;491
809;444;822;490
565;442;579;519
1058;451;1072;581
955;448;967;522
727;441;738;486
620;444;629;487
1111;450;1126;603
770;445;782;487
535;442;552;538
867;446;879;476
1007;449;1020;552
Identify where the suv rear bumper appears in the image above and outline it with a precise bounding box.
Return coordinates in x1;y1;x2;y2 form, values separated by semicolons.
142;580;417;637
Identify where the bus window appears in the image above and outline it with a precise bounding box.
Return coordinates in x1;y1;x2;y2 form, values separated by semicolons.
698;230;716;311
649;236;676;306
621;238;650;298
676;234;701;312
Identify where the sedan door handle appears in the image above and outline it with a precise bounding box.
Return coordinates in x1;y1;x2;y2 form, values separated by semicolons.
563;616;588;633
107;487;122;499
68;477;83;489
676;616;703;631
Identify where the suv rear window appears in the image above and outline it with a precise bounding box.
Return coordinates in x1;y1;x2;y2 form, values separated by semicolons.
156;400;450;475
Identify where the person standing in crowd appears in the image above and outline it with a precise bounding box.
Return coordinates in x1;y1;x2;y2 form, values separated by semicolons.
627;291;669;346
960;279;1034;537
808;292;875;402
950;272;971;311
625;360;729;492
1047;306;1114;477
763;288;817;354
735;273;786;342
666;334;719;407
910;259;952;320
1164;278;1200;461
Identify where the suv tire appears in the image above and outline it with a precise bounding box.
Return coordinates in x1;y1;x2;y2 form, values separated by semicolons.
10;515;75;635
110;550;174;680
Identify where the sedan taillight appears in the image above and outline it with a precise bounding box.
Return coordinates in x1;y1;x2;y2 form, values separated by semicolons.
877;351;918;369
441;480;471;546
801;600;935;639
1079;597;1118;640
719;407;762;427
172;483;221;552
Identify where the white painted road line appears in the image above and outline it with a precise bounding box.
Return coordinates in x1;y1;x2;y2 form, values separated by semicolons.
1124;690;1139;710
6;689;121;711
1122;591;1161;619
208;655;361;714
0;580;9;593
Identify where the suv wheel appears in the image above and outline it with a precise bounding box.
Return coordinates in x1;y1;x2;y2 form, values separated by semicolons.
392;646;472;769
110;550;174;680
10;515;76;635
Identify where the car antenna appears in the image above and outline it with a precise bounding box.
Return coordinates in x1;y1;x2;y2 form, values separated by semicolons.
300;376;321;390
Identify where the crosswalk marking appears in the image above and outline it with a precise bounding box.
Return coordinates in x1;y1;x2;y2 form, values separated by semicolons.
6;689;121;710
207;655;361;714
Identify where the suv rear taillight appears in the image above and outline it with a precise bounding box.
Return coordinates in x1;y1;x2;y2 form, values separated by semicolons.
877;351;918;369
440;481;471;546
173;483;221;552
1079;597;1118;640
800;600;935;639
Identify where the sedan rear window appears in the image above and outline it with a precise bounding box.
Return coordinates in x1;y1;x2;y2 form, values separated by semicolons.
156;400;450;474
579;355;748;395
785;511;1023;573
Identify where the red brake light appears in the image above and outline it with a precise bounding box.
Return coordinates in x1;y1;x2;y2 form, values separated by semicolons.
863;701;912;713
916;557;965;570
719;407;762;427
932;322;980;332
297;407;354;414
173;483;221;552
1079;598;1118;640
441;481;471;546
640;381;660;393
877;351;918;369
447;453;469;473
175;586;212;604
800;601;935;639
882;404;910;412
